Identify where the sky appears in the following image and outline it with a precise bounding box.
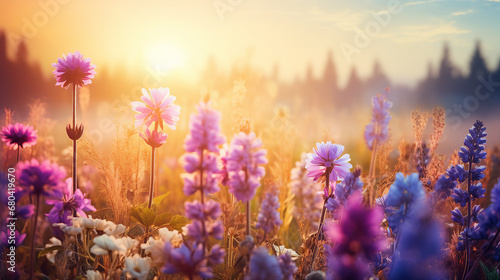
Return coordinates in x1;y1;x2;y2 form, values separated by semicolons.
0;0;499;86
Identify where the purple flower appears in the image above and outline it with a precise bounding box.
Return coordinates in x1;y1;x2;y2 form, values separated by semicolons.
186;220;223;243
256;191;282;234
182;152;220;175
218;144;230;186
1;123;37;149
0;230;26;250
52;51;96;88
279;252;298;280
246;247;283;280
163;243;212;279
185;200;221;221
364;90;392;150
182;173;219;196
139;128;168;148
227;132;267;202
335;168;363;205
451;208;465;226
305;141;352;183
208;244;225;266
46;178;96;226
390;205;445;280
458;120;487;164
184;101;226;153
325;192;386;259
490;178;500;213
0;180;34;220
131;87;181;131
17;159;66;198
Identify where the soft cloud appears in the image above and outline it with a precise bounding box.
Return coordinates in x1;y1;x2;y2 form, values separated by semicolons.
452;9;474;16
390;21;470;44
309;7;366;31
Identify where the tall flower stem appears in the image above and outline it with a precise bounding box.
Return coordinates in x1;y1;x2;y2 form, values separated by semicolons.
148;146;156;209
199;150;207;255
29;194;41;280
246;201;251;236
16;148;20;163
462;162;473;279
72;83;77;194
244;169;251;236
310;168;331;271
368;137;378;207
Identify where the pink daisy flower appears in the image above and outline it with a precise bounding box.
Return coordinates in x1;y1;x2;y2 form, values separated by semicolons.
131;88;181;131
52;51;96;89
305;141;352;183
1;123;37;149
140;128;168;148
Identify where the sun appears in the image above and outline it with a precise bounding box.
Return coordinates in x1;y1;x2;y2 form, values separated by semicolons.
146;43;186;74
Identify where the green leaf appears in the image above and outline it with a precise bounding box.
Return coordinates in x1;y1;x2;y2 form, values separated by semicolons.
38;245;64;258
131;206;157;227
154;212;176;227
169;215;190;231
139;192;172;208
480;261;500;280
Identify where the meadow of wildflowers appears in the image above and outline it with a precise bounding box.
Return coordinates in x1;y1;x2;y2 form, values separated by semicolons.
0;49;499;280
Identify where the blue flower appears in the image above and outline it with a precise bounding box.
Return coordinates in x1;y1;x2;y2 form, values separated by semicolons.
470;182;486;199
451;188;468;207
458;120;487;164
390;204;445;280
385;173;425;233
490;179;500;213
247;247;283;280
451;208;465;226
335;168;364;204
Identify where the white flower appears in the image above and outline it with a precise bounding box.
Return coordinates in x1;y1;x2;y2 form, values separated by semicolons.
44;237;62;263
91;235;125;255
273;244;299;261
104;222;126;236
53;223;82;235
158;228;181;243
85;270;103;280
141;237;166;265
81;216;109;230
119;236;139;255
123;254;151;280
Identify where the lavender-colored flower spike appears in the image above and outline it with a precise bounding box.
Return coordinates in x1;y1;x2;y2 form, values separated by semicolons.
364;89;392;150
256;191;282;234
52;51;96;88
458;120;487;165
290;153;323;228
184;101;226;153
325;192;386;280
227;132;268;203
246;247;284;280
1;123;37;149
279;252;298;280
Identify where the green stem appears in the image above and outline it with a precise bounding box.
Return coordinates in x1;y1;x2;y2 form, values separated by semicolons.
72;83;77;194
147;146;156;209
310;169;331;272
29;194;41;280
